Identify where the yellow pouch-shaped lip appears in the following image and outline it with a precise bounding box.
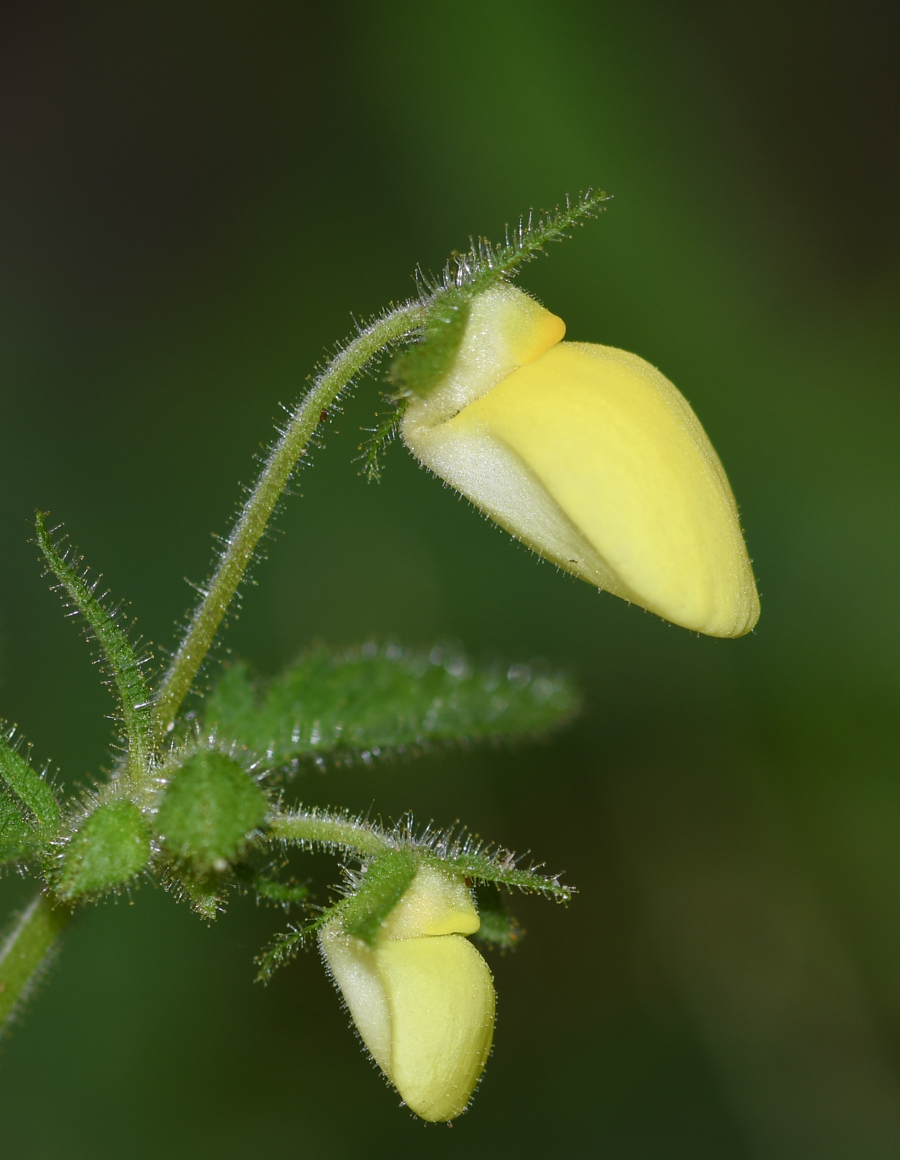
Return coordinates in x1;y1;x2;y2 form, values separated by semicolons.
319;865;495;1122
448;341;759;637
402;282;759;638
377;935;495;1122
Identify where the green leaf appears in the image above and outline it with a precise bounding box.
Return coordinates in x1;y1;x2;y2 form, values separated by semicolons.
426;845;573;902
450;188;611;295
34;514;152;777
0;791;36;866
155;749;269;877
0;725;60;836
204;644;580;770
57;800;151;899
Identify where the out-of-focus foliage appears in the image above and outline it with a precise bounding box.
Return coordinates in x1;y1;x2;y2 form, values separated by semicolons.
204;644;579;769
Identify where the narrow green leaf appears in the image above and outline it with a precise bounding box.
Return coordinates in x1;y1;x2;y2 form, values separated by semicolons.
250;875;310;908
255;922;320;982
0;726;60;834
450;188;611;295
359;395;409;482
34;513;152;777
428;846;573;902
204;644;579;770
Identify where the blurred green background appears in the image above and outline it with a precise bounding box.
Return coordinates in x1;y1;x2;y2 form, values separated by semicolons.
2;2;899;1156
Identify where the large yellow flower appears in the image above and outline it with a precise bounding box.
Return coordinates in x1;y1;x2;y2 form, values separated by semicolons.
319;863;495;1122
402;284;760;638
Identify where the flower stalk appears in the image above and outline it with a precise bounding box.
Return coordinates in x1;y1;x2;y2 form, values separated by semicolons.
150;300;426;746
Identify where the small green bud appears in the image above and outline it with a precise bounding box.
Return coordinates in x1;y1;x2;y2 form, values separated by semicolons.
155;751;268;877
58;800;151;899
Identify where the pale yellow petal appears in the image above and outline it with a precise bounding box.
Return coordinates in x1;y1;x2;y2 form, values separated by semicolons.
419;283;565;423
381;863;480;940
453;341;759;636
377;935;495;1121
319;926;392;1075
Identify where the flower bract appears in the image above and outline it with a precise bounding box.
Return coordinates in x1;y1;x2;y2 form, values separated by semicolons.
319;862;495;1121
401;284;760;638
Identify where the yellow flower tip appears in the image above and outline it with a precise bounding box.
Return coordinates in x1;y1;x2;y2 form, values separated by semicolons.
320;864;496;1122
402;285;760;638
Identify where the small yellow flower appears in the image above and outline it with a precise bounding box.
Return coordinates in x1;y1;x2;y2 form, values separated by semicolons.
402;284;760;637
319;863;495;1122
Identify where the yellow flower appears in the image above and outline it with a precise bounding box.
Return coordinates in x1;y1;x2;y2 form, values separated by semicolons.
319;863;495;1122
402;284;760;637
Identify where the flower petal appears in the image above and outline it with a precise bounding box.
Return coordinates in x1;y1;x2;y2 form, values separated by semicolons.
378;934;495;1121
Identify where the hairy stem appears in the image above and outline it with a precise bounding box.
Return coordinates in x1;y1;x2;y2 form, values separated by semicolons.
0;894;71;1034
269;809;389;858
151;301;425;746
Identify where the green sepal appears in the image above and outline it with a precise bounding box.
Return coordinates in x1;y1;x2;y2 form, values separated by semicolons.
388;290;470;400
179;877;222;922
0;726;61;835
387;189;610;402
204;644;579;771
254;849;418;981
57;800;151;900
338;849;418;946
360;395;409;483
425;845;573;902
472;882;524;952
155;750;269;878
249;874;310;908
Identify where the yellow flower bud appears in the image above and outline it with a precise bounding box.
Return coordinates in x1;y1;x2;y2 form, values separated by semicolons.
319;863;495;1122
402;284;760;638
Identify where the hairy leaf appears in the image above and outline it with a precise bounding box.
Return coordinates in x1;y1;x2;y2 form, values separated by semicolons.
34;514;152;775
57;801;151;899
0;792;36;866
155;749;269;877
204;643;579;770
0;726;60;837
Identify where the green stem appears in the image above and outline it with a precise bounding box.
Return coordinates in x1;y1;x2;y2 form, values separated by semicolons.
0;894;71;1033
151;301;425;747
269;809;389;858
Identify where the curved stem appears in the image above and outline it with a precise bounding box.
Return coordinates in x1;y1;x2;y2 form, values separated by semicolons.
151;301;425;746
0;894;71;1034
269;809;389;858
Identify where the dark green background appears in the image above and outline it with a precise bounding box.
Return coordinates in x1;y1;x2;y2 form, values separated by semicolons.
2;2;899;1156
